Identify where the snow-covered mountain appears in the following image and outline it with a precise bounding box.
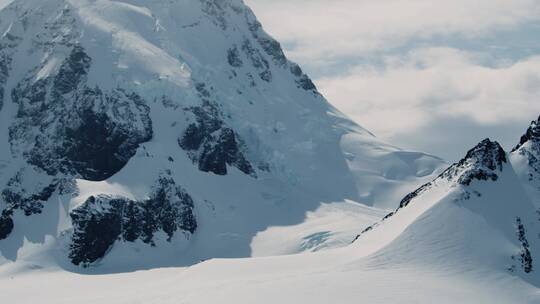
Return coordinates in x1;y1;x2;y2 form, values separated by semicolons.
1;1;540;302
511;116;540;207
348;117;540;292
3;119;540;304
0;0;444;272
356;138;538;276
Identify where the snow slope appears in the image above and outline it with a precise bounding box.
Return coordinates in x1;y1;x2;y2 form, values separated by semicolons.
356;139;540;280
1;249;538;304
0;1;539;303
511;116;540;207
1;137;540;303
0;0;444;272
2;111;540;304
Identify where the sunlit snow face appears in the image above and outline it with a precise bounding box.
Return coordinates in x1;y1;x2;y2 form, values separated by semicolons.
246;0;540;160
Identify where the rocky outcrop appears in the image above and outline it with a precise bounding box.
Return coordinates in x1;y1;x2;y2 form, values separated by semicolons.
441;138;506;186
0;53;10;111
69;196;124;267
241;39;272;82
245;16;287;67
201;0;230;30
227;46;243;68
357;139;509;240
0;169;60;240
399;139;505;208
179;85;255;177
515;217;533;273
513;116;540;152
69;174;197;267
53;45;91;94
243;8;318;92
512;116;540;183
290;63;317;92
0;19;21;111
204;0;317;92
10;46;153;181
0;212;14;240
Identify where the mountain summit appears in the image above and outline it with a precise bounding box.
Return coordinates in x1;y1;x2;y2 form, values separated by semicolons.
354;124;540;288
0;0;443;270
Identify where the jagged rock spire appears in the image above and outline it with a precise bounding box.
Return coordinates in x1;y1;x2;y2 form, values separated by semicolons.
513;116;540;152
437;138;507;187
461;138;507;172
399;138;506;209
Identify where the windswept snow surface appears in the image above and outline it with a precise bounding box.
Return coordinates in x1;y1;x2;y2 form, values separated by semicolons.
3;0;539;303
1;227;539;304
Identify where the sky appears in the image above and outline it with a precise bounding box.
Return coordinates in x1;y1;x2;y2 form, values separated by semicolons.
246;0;540;161
1;0;539;161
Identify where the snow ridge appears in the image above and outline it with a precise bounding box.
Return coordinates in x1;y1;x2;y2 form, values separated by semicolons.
355;122;540;285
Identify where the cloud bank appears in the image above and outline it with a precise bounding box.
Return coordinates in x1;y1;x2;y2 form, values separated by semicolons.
247;0;540;160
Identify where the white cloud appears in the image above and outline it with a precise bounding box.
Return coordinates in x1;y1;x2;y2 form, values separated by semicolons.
246;0;540;160
246;0;540;64
317;48;540;140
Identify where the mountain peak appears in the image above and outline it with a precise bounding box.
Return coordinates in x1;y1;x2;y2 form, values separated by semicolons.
356;134;540;290
510;115;540;198
396;139;506;210
0;0;447;270
441;138;506;187
513;116;540;152
461;138;507;172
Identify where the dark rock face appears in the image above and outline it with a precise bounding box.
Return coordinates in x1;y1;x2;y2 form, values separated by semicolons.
399;182;433;209
0;212;14;240
515;217;533;273
0;30;19;111
69;174;197;266
53;45;91;94
34;5;81;52
0;170;59;240
180;113;255;176
204;1;318;92
246;18;287;66
9;46;153;181
513;116;540;152
440;138;506;186
512;117;540;183
0;55;9;110
0;13;25;110
120;174;197;243
201;0;230;30
290;63;317;92
69;196;123;266
241;39;272;82
184;125;254;176
227;46;243;68
462;139;507;171
244;13;319;92
400;139;505;208
2;182;57;217
179;86;255;177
